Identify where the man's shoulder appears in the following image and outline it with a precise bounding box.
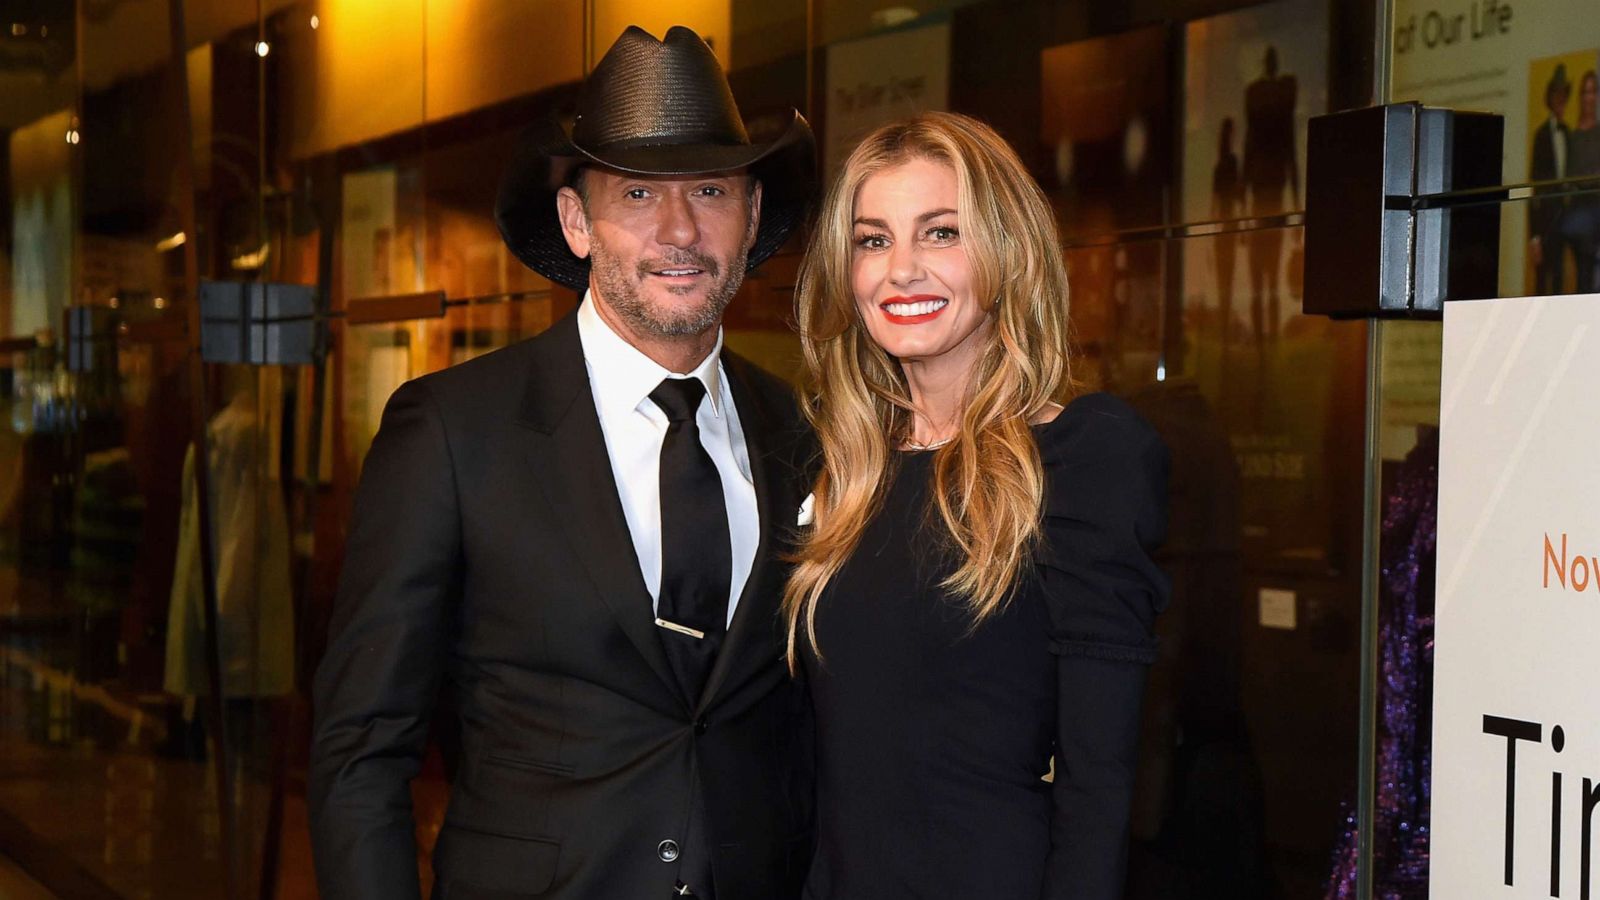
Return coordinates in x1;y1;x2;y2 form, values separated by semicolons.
402;311;580;427
721;351;816;481
722;349;791;392
722;350;800;419
414;312;576;394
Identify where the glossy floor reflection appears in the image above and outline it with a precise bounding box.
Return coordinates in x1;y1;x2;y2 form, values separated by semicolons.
0;738;236;899
0;735;447;899
0;851;60;900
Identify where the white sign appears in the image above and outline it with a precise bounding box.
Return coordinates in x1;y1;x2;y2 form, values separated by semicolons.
1434;293;1600;898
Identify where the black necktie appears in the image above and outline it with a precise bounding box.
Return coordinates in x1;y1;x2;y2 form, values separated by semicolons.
650;377;731;703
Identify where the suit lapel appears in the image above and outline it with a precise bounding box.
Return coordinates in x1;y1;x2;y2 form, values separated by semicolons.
696;355;790;712
517;315;684;708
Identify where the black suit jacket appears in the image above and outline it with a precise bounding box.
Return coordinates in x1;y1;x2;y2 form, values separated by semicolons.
1532;117;1570;239
310;312;813;899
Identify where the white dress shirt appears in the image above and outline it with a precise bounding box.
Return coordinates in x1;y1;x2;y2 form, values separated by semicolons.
576;293;757;626
1551;116;1569;178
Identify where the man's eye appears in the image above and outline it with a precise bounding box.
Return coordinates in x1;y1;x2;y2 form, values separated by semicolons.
625;188;650;200
698;185;726;197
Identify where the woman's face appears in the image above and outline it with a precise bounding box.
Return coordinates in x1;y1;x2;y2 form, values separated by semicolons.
1583;75;1599;120
850;157;992;372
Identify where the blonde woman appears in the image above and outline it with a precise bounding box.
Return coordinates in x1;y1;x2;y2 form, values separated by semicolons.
786;112;1170;898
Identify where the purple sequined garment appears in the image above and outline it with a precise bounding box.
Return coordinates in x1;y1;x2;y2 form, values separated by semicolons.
1325;427;1437;899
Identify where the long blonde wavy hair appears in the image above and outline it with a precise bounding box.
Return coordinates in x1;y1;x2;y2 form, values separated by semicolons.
784;111;1073;667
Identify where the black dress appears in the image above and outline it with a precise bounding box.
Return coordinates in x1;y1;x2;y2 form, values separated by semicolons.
801;393;1170;899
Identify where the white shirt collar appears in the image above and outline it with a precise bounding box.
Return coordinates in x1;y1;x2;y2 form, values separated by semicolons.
576;290;726;420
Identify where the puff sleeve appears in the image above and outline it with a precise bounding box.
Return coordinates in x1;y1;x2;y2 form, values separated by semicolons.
1035;394;1171;899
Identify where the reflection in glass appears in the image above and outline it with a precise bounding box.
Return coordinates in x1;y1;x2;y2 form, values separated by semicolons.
1075;223;1369;898
165;369;294;703
0;0;1516;895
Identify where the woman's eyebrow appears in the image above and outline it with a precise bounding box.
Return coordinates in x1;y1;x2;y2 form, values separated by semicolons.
852;208;958;228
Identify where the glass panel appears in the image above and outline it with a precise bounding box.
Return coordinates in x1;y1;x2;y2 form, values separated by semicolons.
1363;1;1600;892
278;0;427;161
0;0;1398;896
1359;190;1600;898
0;2;249;897
181;363;297;891
1062;223;1371;897
723;0;811;379
806;0;1376;892
339;308;457;477
456;292;564;362
1390;0;1600;298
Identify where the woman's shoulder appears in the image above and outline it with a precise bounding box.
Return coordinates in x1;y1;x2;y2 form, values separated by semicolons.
1032;392;1163;467
1030;393;1172;660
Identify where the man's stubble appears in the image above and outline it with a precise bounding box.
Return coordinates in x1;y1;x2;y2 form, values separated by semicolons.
587;229;752;339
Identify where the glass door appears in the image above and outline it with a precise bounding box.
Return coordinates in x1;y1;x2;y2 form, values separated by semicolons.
1345;3;1600;897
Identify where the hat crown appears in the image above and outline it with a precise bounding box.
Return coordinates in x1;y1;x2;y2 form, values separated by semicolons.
572;26;750;152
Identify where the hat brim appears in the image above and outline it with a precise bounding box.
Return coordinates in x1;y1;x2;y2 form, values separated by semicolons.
496;111;817;292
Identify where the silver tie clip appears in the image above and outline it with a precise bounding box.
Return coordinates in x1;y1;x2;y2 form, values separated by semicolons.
655;617;706;640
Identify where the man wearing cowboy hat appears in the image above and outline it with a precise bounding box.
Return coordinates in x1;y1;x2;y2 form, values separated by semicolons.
310;25;816;900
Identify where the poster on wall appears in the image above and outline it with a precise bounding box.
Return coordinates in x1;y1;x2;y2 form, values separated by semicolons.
823;20;950;175
1182;0;1328;349
1176;3;1338;572
341;166;399;301
1525;50;1600;296
1432;292;1600;898
1040;25;1171;239
1391;0;1600;295
1039;26;1171;395
341;326;415;478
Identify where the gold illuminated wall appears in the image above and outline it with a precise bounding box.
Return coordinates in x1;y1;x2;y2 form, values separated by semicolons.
283;0;601;159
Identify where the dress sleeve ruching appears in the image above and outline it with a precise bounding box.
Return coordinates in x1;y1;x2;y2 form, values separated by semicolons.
1034;393;1171;900
1035;393;1170;664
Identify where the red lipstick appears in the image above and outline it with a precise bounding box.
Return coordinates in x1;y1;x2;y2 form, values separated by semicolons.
879;294;949;325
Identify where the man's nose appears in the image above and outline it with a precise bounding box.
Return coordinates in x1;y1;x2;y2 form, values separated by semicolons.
655;191;700;250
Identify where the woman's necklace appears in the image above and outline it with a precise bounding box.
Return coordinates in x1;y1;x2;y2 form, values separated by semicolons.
901;435;954;451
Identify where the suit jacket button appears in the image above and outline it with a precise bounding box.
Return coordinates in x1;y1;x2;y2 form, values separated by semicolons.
694;717;708;735
658;839;680;862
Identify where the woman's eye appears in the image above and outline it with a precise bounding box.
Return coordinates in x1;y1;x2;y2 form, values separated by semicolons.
926;226;959;243
854;234;889;250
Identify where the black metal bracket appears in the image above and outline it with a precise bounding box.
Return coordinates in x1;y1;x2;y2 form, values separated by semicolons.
64;305;118;373
198;281;320;365
1304;102;1504;319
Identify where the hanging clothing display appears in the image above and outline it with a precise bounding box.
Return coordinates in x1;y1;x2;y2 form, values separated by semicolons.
164;393;295;698
1324;426;1437;898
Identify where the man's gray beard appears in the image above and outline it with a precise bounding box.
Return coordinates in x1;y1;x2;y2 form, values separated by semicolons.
588;235;749;338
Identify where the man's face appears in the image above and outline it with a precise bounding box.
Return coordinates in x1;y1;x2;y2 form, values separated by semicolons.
557;167;761;339
1551;85;1571;118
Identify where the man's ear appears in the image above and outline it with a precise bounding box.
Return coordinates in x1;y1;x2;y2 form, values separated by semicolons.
556;186;592;259
745;180;763;250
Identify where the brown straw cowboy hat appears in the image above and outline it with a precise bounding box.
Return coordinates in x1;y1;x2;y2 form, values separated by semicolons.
496;25;817;292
